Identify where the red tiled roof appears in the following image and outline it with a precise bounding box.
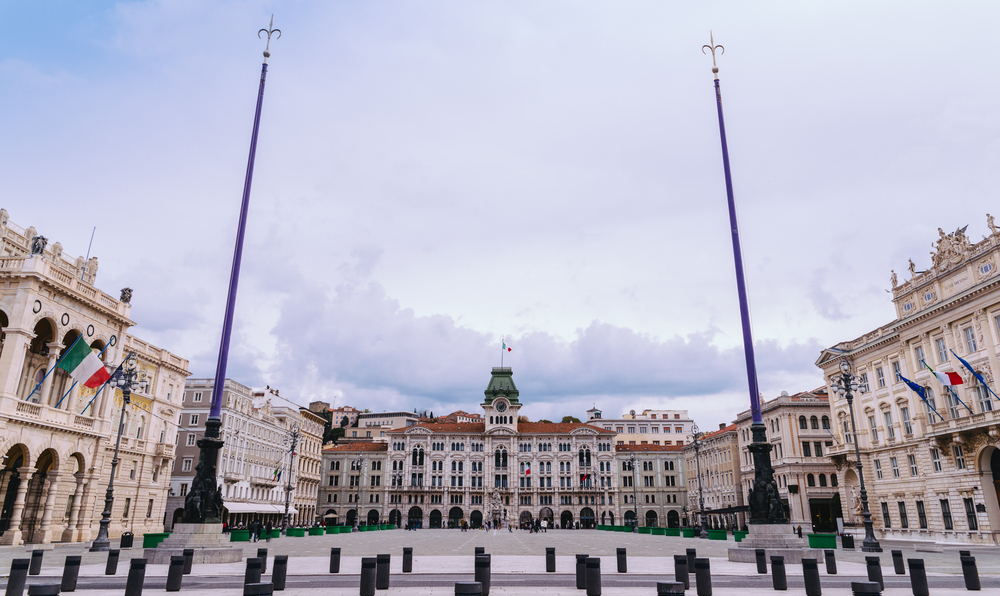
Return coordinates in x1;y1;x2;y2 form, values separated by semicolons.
386;421;614;435
616;444;684;452
322;442;388;452
518;422;615;435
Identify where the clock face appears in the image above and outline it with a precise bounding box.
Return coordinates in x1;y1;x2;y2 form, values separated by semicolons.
495;401;508;413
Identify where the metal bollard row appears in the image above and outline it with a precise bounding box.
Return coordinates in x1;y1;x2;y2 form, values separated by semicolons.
673;555;689;590
824;550;837;575
960;555;980;591
376;554;391;590
546;547;555;573
891;550;905;575
105;550;120;576
166;556;184;592
29;550;44;576
403;547;413;573
576;554;588;590
7;559;29;596
771;556;786;591
694;557;712;596
244;557;263;586
865;556;884;591
755;549;767;574
802;558;821;596
475;554;491;596
329;547;341;573
585;557;601;596
61;555;81;593
182;549;194;575
907;559;928;596
125;558;146;596
360;557;376;596
272;555;288;592
616;548;626;573
257;548;268;574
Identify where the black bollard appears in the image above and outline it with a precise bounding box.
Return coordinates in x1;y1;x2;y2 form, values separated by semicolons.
657;582;686;596
842;534;855;550
475;554;491;596
824;550;837;575
403;548;413;573
182;549;193;575
686;549;696;575
272;555;288;591
243;583;273;596
771;556;787;591
29;550;44;576
891;550;905;575
360;557;377;596
329;547;341;573
585;557;601;596
850;582;880;596
7;559;29;596
257;549;268;574
61;556;81;593
125;559;147;596
803;558;821;596
959;550;970;558
673;555;689;590
694;558;712;596
25;587;59;596
105;550;120;576
244;557;263;586
546;547;556;573
960;556;980;591
376;554;390;590
907;559;928;596
575;554;589;590
865;557;884;591
166;556;184;592
475;547;485;556
755;549;767;574
616;548;627;573
455;583;483;596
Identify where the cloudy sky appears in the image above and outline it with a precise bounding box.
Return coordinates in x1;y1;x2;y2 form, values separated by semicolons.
4;1;998;428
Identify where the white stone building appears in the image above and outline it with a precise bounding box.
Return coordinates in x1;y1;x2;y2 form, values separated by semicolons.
588;407;694;447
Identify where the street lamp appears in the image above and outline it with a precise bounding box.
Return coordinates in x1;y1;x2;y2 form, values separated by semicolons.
832;358;882;553
691;424;709;539
91;353;146;551
281;423;300;534
352;453;365;532
627;452;640;532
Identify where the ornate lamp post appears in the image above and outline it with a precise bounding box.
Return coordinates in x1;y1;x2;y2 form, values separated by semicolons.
352;453;366;531
691;424;709;539
832;358;882;552
627;452;640;532
281;423;299;534
90;354;146;551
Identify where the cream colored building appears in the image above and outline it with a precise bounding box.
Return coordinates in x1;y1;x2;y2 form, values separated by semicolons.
616;444;687;528
683;423;743;529
0;208;187;544
735;388;840;532
818;217;1000;545
588;407;694;446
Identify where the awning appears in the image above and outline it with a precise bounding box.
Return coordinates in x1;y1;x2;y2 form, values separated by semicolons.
223;502;274;514
323;512;338;518
268;505;297;515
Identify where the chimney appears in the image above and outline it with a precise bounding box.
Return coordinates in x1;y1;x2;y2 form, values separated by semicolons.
719;423;725;430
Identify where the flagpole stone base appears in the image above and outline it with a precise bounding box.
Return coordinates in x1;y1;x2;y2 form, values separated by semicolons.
145;523;243;564
728;523;823;564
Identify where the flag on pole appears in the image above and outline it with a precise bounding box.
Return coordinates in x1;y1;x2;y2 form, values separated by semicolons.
525;464;530;475
503;337;511;352
923;361;963;386
900;374;943;422
58;338;111;388
951;349;1000;403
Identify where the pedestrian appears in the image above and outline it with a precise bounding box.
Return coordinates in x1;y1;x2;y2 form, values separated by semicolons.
265;521;272;542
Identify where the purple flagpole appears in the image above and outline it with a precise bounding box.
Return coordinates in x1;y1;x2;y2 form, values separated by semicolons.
702;33;784;525
182;18;280;525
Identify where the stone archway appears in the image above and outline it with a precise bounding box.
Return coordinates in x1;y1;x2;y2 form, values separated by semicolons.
560;510;573;529
429;509;442;528
388;509;401;527
449;507;463;528
580;507;595;529
0;445;28;536
408;506;422;528
645;510;658;527
977;445;1000;533
470;510;483;529
667;510;680;527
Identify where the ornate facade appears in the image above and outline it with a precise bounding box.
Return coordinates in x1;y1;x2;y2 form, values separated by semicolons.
818;217;1000;545
0;209;188;544
683;424;744;529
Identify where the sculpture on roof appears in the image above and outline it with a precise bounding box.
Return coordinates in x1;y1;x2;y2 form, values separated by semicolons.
931;226;971;270
30;235;47;256
908;259;916;277
989;213;998;237
890;270;897;289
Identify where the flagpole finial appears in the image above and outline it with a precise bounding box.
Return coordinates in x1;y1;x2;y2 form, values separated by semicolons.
258;14;281;63
701;31;724;79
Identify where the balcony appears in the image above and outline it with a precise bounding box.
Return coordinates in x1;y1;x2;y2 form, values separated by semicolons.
927;409;1000;437
223;471;242;483
155;443;175;457
252;476;280;487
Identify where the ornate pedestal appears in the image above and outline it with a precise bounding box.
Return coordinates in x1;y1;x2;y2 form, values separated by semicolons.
728;524;822;564
144;523;242;564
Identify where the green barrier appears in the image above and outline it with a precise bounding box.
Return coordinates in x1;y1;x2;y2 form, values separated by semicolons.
619;526;631;532
142;532;171;548
324;526;337;534
665;528;681;536
309;527;324;536
807;533;837;549
286;528;306;537
228;530;250;543
638;527;651;534
707;529;728;540
652;527;666;536
270;529;280;538
681;528;695;538
734;530;747;542
388;524;396;530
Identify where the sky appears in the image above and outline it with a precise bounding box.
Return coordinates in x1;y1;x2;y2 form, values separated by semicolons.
3;1;999;428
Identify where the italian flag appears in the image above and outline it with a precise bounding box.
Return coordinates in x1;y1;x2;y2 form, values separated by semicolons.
525;464;530;475
503;338;511;352
925;362;963;386
58;339;111;388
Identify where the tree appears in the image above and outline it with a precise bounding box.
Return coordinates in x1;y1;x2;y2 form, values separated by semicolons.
518;415;529;423
340;416;349;428
537;419;553;424
561;416;582;424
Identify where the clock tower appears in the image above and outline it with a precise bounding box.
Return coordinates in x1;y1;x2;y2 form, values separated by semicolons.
482;367;521;432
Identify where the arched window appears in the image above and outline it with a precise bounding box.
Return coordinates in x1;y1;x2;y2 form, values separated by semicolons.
810;416;819;429
821;416;830;429
831;473;838;487
807;473;815;487
799;416;807;429
122;412;130;435
489;416;493;424
818;473;827;487
137;415;145;440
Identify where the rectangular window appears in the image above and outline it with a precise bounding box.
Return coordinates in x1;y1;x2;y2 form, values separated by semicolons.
130;461;137;480
186;434;196;447
898;502;909;528
876;367;886;388
123;497;131;518
914;346;924;365
893;361;902;382
802;442;811;457
954;445;966;470
843;421;853;443
860;372;869;392
916;501;927;528
182;459;192;472
936;338;948;363
890;457;899;478
908;454;918;476
147;499;154;518
875;459;883;480
884;411;895;439
180;483;188;496
931;448;942;472
941;499;953;530
881;502;891;528
814;442;823;457
901;407;912;435
964;498;978;531
964;327;978;353
193;392;203;402
190;414;199;426
869;416;878;442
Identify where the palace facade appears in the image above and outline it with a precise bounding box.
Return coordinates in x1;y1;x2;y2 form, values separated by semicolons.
818;217;1000;545
0;209;188;544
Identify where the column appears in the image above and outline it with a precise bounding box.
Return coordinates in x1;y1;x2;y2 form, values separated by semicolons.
0;467;34;545
63;473;85;541
37;344;61;406
35;472;60;543
63;380;80;413
0;330;32;398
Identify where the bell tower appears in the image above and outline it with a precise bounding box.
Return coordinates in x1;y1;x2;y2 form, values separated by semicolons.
482;367;520;432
